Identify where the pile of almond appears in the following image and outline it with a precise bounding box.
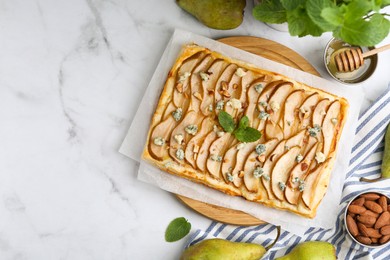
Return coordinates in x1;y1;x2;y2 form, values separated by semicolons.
346;192;390;245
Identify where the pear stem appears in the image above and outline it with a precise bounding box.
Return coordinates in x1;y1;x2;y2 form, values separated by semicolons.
265;226;281;251
360;176;384;183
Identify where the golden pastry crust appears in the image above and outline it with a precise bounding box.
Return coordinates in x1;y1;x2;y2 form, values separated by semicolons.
142;44;349;218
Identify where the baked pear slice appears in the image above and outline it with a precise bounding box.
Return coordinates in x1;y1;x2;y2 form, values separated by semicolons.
231;141;261;188
265;120;284;141
207;132;232;179
283;89;305;138
214;63;238;109
196;129;218;172
261;140;286;200
301;158;331;209
322;100;341;157
200;59;227;116
312;98;331;144
271;146;301;201
169;111;203;164
185;117;215;168
244;77;267;128
149;116;176;161
267;82;293;125
189;54;214;112
298;92;319;129
243;139;278;193
285;130;305;149
221;142;239;183
174;52;206;109
285;143;318;205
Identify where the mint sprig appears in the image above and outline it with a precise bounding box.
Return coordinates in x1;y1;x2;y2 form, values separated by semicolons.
218;111;261;143
165;217;191;242
253;0;390;46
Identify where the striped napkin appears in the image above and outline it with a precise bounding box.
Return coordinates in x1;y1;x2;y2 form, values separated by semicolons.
186;83;390;260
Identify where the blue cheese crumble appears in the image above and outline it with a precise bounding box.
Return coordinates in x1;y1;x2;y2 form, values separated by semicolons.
185;125;198;135
172;108;183;121
175;149;185;160
253;167;264;178
255;144;266;155
153;137;165;146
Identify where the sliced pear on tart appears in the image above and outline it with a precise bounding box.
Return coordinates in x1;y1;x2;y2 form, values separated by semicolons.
207;132;232;179
200;59;227;116
196;129;218;172
301;158;331;209
173;52;206;109
169;111;203;164
267;82;293;125
261;140;286;200
285;143;318;205
243;139;279;193
189;54;214;112
322;100;341;157
214;64;238;109
283;89;305;138
298;92;319;129
185;117;215;168
149;116;176;161
271;146;301;201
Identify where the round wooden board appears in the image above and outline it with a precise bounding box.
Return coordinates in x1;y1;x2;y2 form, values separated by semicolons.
177;36;320;226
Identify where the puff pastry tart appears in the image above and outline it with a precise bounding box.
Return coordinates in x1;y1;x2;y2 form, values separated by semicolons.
142;44;349;218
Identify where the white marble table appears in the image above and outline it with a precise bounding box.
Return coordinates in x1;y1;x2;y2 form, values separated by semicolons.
1;1;389;259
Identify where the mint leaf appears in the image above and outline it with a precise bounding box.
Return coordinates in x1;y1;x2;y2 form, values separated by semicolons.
281;0;305;11
218;111;236;133
238;116;249;129
321;6;346;27
235;127;262;143
334;14;390;46
306;0;337;31
287;8;324;37
165;217;191;242
253;0;287;24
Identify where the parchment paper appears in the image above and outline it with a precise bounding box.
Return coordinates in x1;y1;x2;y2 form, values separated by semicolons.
119;28;364;236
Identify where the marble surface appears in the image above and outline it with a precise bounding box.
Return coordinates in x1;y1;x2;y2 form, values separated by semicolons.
0;0;389;259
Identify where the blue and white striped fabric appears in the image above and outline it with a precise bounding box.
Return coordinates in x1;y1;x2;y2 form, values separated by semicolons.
186;84;390;260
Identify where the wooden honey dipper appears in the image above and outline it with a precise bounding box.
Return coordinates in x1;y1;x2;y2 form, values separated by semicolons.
334;43;390;72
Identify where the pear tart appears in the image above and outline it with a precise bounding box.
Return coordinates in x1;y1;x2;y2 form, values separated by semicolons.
143;44;349;218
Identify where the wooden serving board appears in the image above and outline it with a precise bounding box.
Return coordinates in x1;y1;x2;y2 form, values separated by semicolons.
177;36;320;226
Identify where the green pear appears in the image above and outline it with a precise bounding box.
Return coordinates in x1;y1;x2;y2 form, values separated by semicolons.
180;239;266;260
276;241;336;260
176;0;246;30
381;122;390;178
361;122;390;182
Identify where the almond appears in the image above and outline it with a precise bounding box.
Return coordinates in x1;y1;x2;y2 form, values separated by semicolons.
366;228;382;238
301;162;309;171
356;236;372;245
346;214;359;237
360;193;380;200
380;225;390;235
379;234;390;244
357;215;377;226
379;196;388;212
371;237;378;244
375;211;390;229
388;205;390;212
364;201;383;214
357;223;369;237
361;210;379;218
176;83;183;93
348;205;366;214
351;197;365;206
